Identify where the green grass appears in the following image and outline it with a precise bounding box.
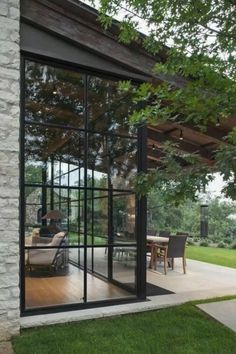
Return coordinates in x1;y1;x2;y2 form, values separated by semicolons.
187;245;236;268
13;301;236;354
69;232;106;245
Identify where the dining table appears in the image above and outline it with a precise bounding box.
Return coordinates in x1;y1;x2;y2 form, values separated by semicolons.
147;235;170;243
146;235;170;269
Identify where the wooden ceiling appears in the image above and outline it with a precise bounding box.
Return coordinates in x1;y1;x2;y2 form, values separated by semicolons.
147;118;236;169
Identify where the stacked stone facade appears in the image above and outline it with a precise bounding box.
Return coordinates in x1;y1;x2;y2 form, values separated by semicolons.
0;0;20;341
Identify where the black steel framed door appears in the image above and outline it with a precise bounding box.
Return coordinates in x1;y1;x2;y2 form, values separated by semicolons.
20;55;146;315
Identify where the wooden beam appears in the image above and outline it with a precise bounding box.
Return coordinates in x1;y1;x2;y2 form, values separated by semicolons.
21;0;155;76
147;147;191;167
21;0;188;87
179;122;230;143
148;127;214;161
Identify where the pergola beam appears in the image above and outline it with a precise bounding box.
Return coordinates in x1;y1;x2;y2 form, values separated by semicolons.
148;127;215;162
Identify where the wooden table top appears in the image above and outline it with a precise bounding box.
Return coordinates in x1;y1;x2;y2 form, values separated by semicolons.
146;235;169;243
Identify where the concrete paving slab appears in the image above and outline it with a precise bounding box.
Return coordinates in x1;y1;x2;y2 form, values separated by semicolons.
198;300;236;332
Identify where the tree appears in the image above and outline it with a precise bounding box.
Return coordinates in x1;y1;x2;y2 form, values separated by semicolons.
94;0;236;202
147;188;236;239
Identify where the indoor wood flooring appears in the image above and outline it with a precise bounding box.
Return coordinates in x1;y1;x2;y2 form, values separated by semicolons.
25;265;130;309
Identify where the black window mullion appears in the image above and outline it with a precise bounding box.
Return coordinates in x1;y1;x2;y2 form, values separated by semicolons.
136;124;147;300
91;169;94;272
50;155;54;210
83;74;88;303
67;163;70;233
20;57;26;314
41;161;47;226
78;163;81;265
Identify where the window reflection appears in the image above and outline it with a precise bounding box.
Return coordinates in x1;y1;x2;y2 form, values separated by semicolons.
88;76;137;136
25;125;85;186
109;136;137;189
24;60;139;311
25;61;84;128
113;193;136;243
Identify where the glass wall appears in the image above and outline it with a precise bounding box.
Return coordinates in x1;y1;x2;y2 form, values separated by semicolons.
22;59;140;312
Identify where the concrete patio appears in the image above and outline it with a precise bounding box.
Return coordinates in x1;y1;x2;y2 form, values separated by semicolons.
198;299;236;333
21;258;236;329
148;258;236;298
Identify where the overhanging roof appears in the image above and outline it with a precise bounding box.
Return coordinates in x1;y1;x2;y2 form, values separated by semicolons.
21;0;236;169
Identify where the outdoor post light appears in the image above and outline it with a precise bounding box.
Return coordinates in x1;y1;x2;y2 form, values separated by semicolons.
200;204;208;237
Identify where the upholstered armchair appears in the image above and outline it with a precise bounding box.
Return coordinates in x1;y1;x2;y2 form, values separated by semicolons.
26;232;68;272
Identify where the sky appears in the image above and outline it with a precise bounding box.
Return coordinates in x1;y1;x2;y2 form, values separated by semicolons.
204;173;225;199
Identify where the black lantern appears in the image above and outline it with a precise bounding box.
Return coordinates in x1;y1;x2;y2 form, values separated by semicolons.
200;204;208;237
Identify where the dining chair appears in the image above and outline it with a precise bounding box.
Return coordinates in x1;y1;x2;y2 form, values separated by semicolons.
155;235;188;274
176;232;189;236
159;230;171;237
147;229;157;236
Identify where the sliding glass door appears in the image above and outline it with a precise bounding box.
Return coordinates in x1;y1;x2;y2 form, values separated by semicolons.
21;58;141;313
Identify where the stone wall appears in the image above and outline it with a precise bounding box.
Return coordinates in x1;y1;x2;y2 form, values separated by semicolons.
0;0;20;341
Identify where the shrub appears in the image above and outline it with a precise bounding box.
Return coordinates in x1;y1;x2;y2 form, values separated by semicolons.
187;239;194;246
199;240;208;247
217;241;226;248
210;237;221;243
223;238;232;245
231;241;236;249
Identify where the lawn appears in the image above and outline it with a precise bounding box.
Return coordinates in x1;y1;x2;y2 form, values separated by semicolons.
186;245;236;269
69;232;106;245
13;301;236;354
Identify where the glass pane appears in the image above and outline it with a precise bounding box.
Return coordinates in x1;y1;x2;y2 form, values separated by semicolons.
25;60;84;128
87;246;134;302
25;189;66;238
25;187;42;244
109;136;137;190
87;190;109;246
87;76;138;136
25;248;84;309
113;193;136;243
25;125;85;186
25;186;81;244
87;133;108;188
113;246;136;293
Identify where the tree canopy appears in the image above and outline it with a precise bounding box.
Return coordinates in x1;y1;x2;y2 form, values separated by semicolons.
92;0;236;202
148;189;236;240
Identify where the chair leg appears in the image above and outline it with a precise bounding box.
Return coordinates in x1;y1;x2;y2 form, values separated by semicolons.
164;256;167;275
154;250;157;270
172;258;174;270
149;248;154;269
182;256;186;274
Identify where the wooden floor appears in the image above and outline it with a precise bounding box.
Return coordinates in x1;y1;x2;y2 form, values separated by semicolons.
25;265;131;309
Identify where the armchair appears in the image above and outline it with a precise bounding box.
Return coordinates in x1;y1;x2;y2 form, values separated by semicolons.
155;235;187;274
26;232;68;272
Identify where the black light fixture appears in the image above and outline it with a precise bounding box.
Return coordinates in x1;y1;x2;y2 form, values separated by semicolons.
200;204;208;238
179;129;183;140
152;144;156;151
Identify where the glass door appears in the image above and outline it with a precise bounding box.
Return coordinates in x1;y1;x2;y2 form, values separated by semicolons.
22;58;141;313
